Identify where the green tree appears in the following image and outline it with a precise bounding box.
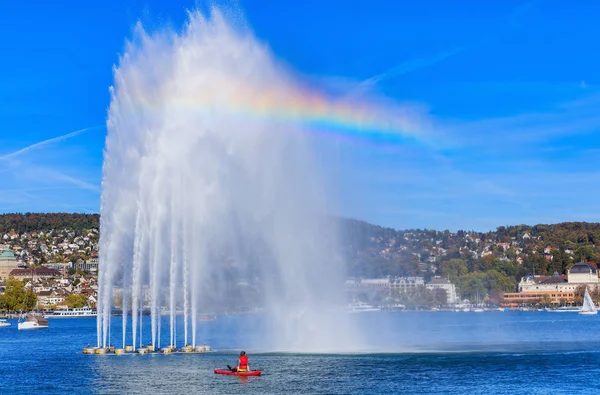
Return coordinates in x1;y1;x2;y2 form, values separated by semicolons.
506;248;518;260
574;285;588;305
575;246;594;262
485;270;516;293
440;259;468;284
0;277;37;312
459;272;487;302
433;288;448;306
541;293;552;307
64;293;88;308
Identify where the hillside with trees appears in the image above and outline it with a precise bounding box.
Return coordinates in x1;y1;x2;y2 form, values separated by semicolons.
2;213;599;303
338;219;600;302
0;213;99;234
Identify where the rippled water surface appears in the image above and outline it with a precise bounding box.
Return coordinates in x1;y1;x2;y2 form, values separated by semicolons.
1;312;600;394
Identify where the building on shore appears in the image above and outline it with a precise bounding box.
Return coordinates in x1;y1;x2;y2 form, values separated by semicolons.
568;261;599;283
345;276;425;294
502;291;576;305
345;275;459;305
36;290;66;308
517;273;572;292
425;276;458;304
503;261;598;305
0;249;19;281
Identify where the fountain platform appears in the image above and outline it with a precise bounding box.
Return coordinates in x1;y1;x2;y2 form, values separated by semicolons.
83;344;211;355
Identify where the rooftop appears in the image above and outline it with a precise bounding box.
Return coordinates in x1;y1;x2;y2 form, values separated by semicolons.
9;268;61;277
428;277;452;285
0;249;15;260
569;262;597;274
540;276;568;284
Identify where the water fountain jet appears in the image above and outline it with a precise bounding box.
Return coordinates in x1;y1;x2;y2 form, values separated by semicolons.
95;7;370;354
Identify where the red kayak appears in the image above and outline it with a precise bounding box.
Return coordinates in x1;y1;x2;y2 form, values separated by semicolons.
214;369;262;376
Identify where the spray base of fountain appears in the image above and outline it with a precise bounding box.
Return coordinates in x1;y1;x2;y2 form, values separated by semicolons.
83;344;211;355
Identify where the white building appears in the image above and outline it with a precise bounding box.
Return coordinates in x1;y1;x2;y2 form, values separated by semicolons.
77;259;99;273
389;277;425;292
518;262;599;293
346;278;391;289
345;276;425;293
567;262;599;283
426;276;458;304
36;291;65;307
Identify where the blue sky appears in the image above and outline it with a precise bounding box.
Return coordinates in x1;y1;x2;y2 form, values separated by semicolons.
1;0;599;231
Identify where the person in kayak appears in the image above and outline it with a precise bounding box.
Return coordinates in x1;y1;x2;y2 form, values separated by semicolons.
228;351;250;372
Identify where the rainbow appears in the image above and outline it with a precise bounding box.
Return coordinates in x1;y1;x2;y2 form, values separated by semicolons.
129;75;430;146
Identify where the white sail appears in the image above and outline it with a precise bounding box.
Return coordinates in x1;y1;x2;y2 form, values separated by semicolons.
579;288;597;315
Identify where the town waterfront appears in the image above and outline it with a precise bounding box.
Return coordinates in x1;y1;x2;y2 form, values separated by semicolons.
1;312;600;394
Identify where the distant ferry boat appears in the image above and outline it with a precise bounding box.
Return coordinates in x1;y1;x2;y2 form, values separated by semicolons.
346;301;381;313
44;307;97;318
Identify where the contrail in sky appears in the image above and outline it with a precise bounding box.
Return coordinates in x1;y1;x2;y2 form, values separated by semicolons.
344;47;464;100
360;47;464;88
0;126;102;161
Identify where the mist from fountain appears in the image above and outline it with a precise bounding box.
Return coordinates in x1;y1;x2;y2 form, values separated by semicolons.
97;7;361;352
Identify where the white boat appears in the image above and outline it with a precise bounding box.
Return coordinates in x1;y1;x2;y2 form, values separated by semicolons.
0;319;11;327
44;307;97;318
346;301;381;313
579;288;597;315
18;314;49;330
545;306;581;313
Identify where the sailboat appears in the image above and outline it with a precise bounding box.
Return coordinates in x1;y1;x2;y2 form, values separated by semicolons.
579;288;597;315
471;289;484;312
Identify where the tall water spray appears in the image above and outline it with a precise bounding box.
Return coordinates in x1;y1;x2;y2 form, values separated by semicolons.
97;8;358;352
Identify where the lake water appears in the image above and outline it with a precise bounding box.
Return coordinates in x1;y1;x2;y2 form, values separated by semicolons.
1;312;599;394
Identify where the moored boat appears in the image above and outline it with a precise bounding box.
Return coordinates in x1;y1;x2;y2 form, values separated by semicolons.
18;314;49;330
545;306;581;313
0;319;11;327
346;301;380;313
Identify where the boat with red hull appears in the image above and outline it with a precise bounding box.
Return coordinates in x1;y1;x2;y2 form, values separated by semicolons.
214;369;262;376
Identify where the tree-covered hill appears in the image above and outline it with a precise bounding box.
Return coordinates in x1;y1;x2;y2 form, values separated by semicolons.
0;213;100;234
2;213;599;301
338;218;600;301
